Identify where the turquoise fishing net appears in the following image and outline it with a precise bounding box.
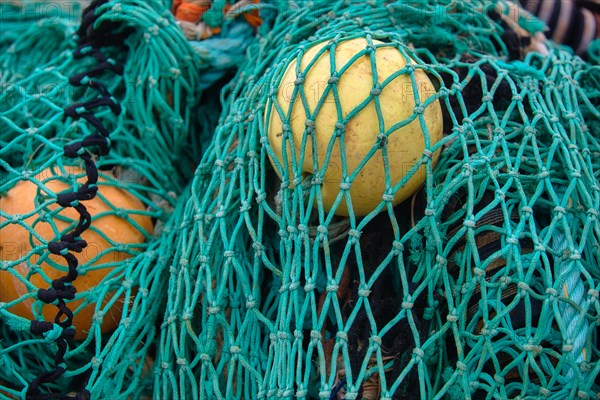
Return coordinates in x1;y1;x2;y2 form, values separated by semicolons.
1;0;599;399
0;0;222;398
155;1;600;399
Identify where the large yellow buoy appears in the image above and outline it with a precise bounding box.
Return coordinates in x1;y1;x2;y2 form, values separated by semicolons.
266;37;443;216
0;166;153;339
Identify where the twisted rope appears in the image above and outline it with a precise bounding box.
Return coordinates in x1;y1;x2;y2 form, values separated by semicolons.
552;219;589;381
25;1;128;398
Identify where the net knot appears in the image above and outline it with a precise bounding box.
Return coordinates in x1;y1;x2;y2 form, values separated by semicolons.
463;218;476;228
256;192;267;203
565;112;577;120
91;357;102;368
339;181;351;190
461;164;472;177
328;75;340;84
521;206;533;215
93;311;105;324
392;241;404;251
207;304;221;314
517;281;531;292
246;297;256;309
378;133;387;147
435;255;447;267
506;236;518;245
348;229;360;238
446;314;458;323
382;193;394;202
546;287;558;299
553;206;566;216
335;122;346;135
493;127;504;137
279;282;290;292
524;126;536;136
336;331;348;343
370;335;382;349
412;348;424;360
358;285;371;297
198;255;209;264
304;281;315;292
310;330;321;341
326;280;338;292
370;85;382;96
535;243;545;252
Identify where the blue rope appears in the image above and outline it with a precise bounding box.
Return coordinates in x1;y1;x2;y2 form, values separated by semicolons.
552;215;589;380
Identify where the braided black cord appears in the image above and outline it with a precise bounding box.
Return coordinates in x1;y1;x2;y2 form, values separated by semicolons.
26;1;130;398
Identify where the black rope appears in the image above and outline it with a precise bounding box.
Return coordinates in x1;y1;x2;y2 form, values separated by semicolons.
26;1;130;398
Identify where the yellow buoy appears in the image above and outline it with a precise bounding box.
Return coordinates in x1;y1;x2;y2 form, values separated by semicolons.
267;37;443;216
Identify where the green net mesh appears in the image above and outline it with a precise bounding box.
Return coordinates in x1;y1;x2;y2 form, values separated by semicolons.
1;0;600;399
154;1;600;399
0;0;218;398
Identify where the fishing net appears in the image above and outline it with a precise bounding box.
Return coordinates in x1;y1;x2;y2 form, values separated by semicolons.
154;1;600;399
0;0;227;398
1;0;599;399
